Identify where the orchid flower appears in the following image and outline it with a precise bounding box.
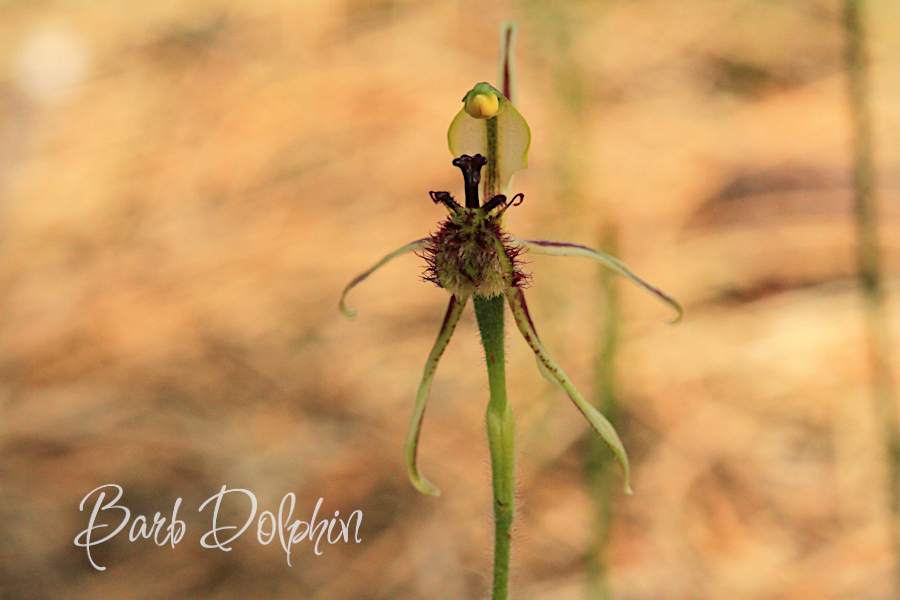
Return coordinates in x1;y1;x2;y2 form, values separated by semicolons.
340;82;681;496
339;24;679;600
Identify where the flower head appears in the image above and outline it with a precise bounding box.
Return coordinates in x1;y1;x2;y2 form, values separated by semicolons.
421;154;527;299
340;83;681;496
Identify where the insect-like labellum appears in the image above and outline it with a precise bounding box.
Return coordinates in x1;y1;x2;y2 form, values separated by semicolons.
421;154;528;299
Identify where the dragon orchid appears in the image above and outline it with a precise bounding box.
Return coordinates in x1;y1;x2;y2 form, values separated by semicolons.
340;81;681;496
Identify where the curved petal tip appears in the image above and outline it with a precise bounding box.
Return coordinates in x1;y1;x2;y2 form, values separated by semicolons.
339;300;357;320
663;296;684;325
410;476;441;497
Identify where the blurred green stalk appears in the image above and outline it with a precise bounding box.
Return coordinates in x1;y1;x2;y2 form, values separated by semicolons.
586;224;620;600
521;4;621;596
844;0;900;587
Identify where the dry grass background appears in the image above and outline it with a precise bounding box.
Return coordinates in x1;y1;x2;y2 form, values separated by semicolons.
1;0;900;598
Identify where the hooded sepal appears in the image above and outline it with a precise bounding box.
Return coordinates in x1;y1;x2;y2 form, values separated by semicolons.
448;83;530;198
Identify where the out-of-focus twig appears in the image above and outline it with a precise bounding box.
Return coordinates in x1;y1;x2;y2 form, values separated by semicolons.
586;224;620;600
844;0;900;587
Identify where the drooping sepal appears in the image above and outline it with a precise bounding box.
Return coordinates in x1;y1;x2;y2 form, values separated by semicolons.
404;295;468;496
506;287;632;494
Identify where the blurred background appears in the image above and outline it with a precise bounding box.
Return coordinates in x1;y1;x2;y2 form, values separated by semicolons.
1;0;899;598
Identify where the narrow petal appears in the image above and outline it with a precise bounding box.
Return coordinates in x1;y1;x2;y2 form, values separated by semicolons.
497;21;518;104
339;238;430;319
517;238;683;324
404;295;468;496
506;288;632;494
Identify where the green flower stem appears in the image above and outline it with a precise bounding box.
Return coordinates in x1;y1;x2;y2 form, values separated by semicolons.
479;35;514;596
474;293;515;600
471;23;521;600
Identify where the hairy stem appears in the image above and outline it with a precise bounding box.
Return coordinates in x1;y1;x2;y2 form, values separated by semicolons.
471;22;520;600
475;294;515;600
